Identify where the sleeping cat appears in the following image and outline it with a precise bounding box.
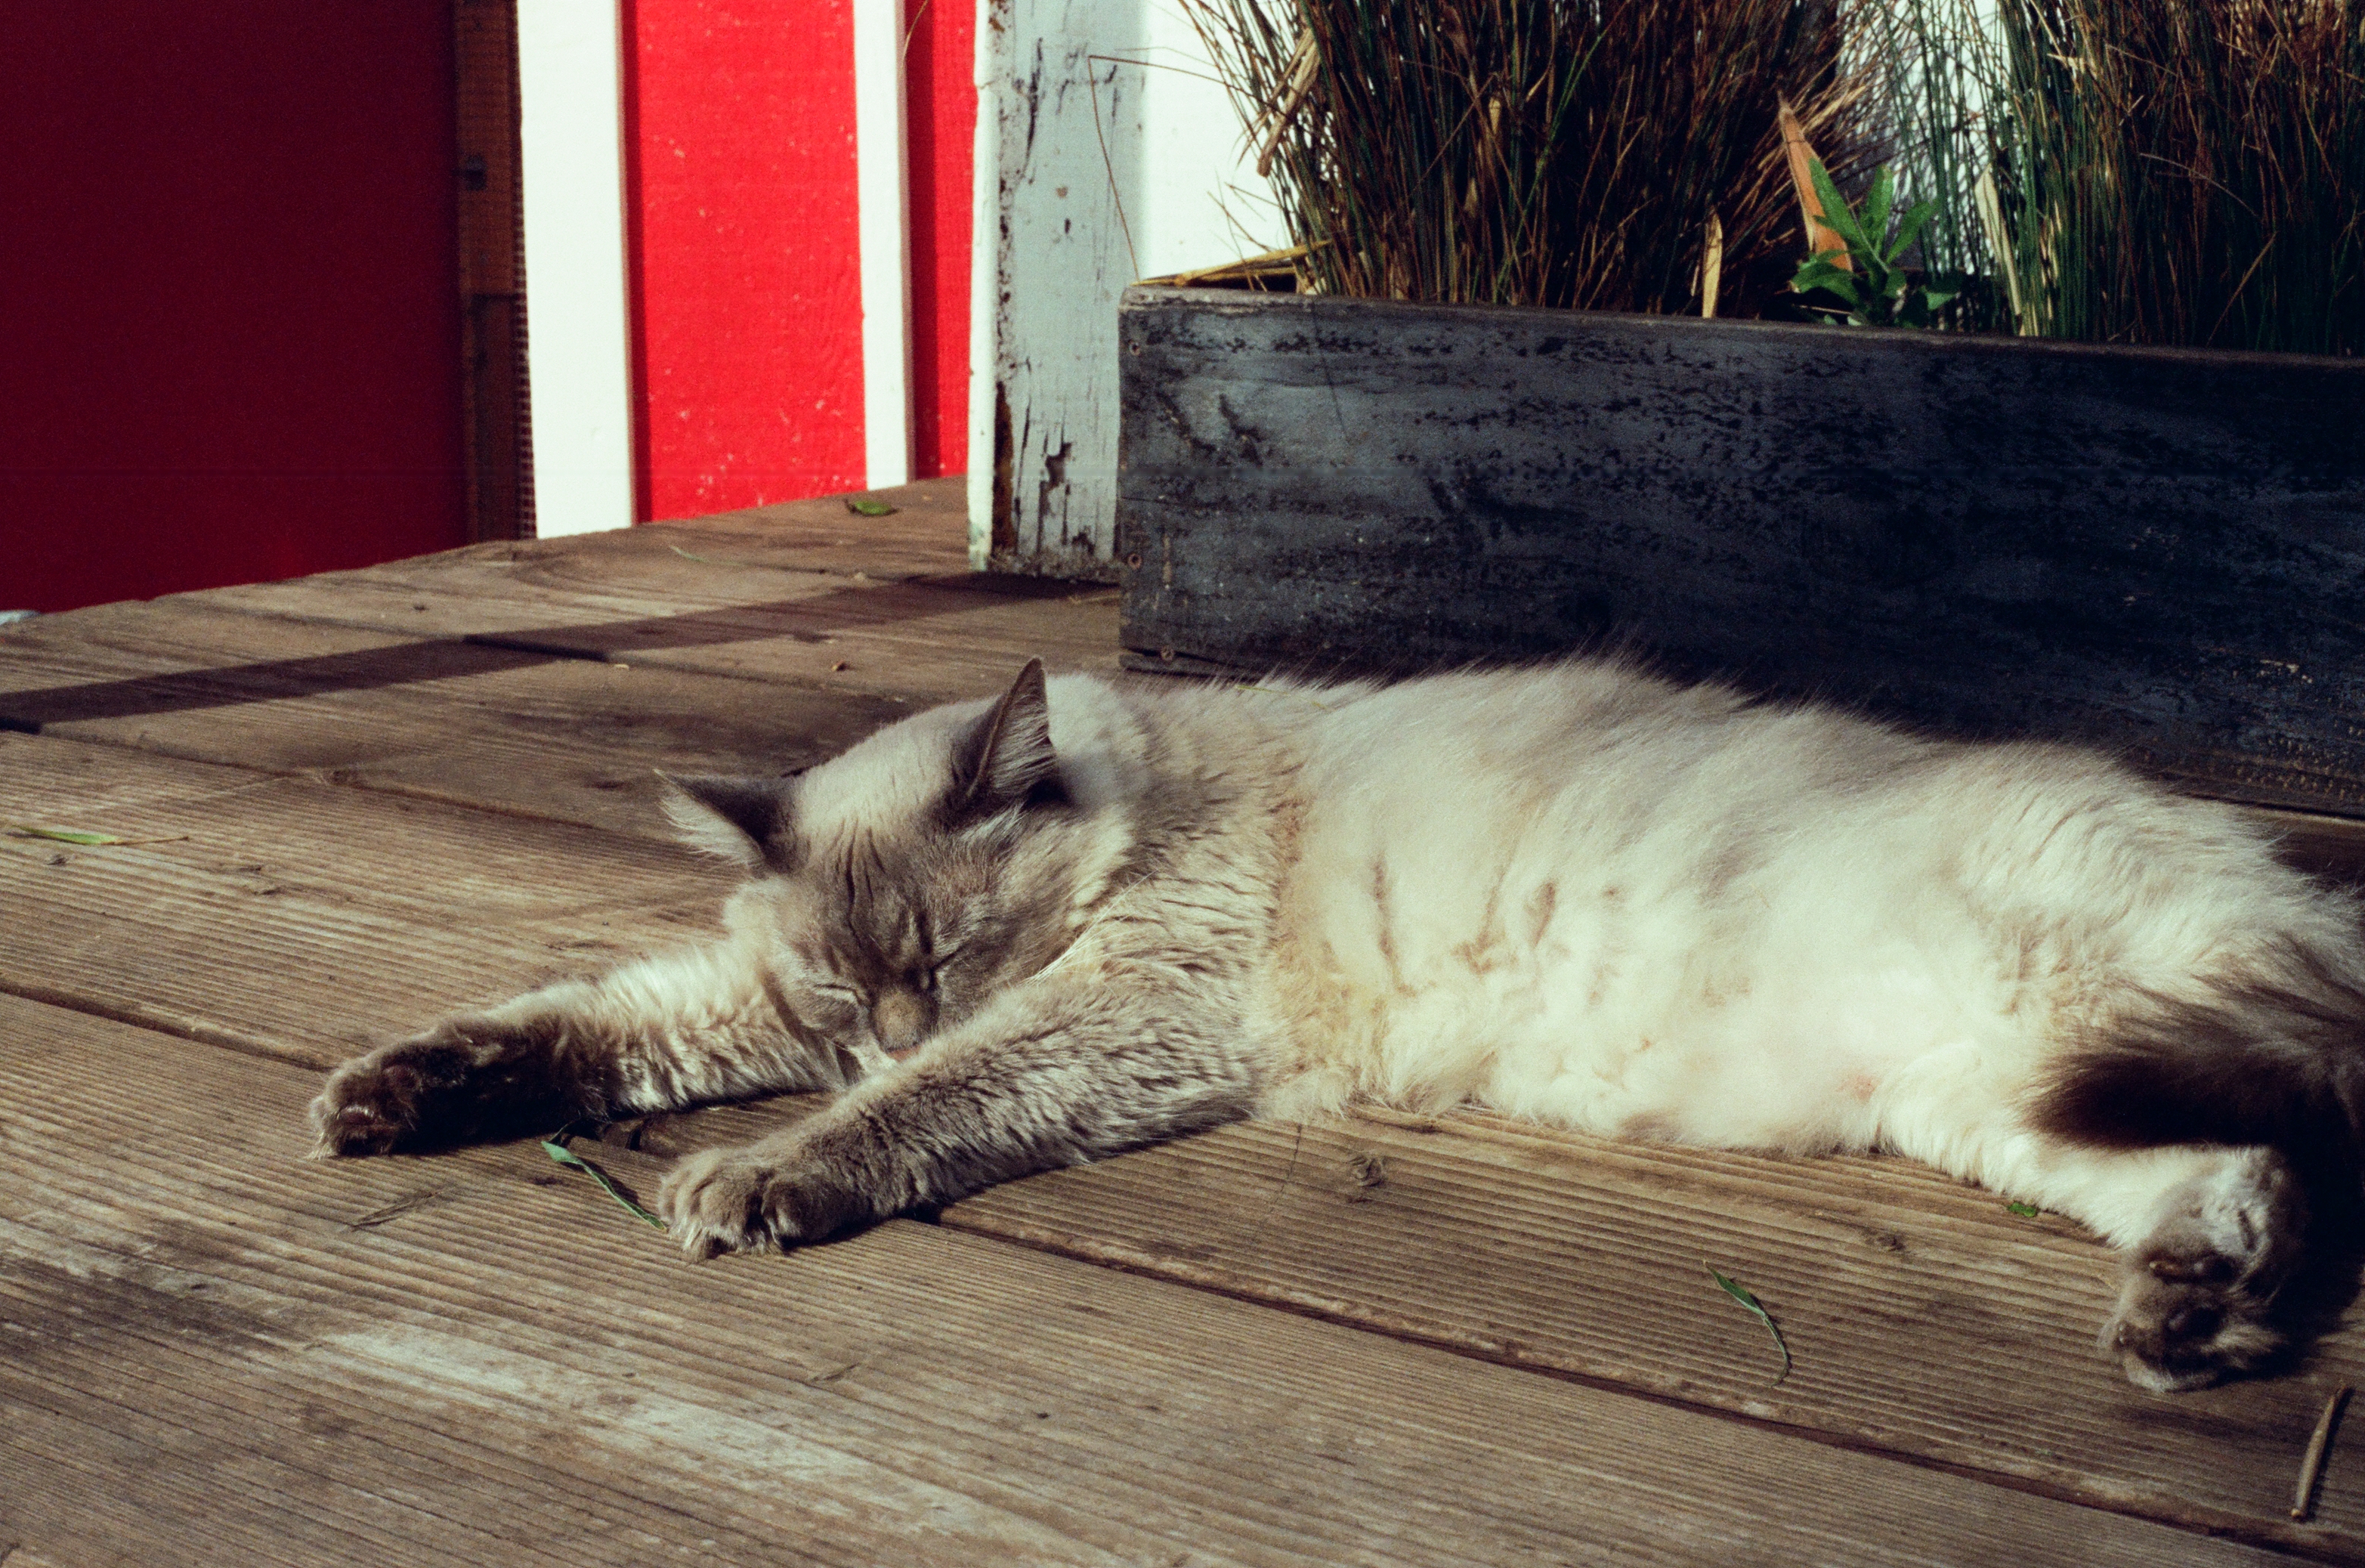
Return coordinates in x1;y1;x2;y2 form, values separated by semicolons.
310;657;2365;1392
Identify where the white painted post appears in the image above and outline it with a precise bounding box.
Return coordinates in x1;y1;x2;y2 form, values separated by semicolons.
855;0;915;491
972;0;1271;574
966;0;1002;568
515;0;638;535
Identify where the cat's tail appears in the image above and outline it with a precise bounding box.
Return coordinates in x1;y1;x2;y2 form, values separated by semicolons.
2035;936;2365;1163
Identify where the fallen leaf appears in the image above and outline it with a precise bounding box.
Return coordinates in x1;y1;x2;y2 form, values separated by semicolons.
2007;1201;2041;1218
845;497;897;517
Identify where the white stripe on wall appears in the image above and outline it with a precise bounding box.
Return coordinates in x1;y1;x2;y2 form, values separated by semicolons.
966;0;1000;567
515;0;638;535
854;0;914;490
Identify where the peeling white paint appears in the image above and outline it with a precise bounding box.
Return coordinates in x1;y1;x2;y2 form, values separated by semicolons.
971;0;1275;575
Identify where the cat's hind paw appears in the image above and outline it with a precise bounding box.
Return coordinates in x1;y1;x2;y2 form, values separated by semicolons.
2104;1152;2304;1392
657;1143;867;1260
2105;1259;2289;1393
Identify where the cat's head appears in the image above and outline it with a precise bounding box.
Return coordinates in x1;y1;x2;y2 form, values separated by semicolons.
657;659;1115;1063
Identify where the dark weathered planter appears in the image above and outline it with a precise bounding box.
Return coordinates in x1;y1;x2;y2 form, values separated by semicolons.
1114;285;2365;817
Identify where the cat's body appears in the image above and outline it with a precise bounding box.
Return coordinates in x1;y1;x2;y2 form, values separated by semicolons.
312;658;2365;1392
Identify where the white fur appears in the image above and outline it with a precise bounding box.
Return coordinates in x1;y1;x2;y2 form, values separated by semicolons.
322;656;2361;1386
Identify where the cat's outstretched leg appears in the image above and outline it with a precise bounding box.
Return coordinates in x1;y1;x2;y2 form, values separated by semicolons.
656;971;1257;1257
311;939;860;1155
1879;1037;2326;1391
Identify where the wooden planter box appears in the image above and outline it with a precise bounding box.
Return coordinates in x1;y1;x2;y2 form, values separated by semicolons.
1114;285;2365;818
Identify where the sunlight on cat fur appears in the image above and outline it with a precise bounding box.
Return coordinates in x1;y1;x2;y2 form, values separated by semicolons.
312;657;2365;1393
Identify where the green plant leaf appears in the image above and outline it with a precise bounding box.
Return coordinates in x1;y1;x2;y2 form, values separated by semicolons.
1807;159;1873;255
1705;1263;1792;1384
541;1137;668;1230
845;497;897;517
1863;164;1897;255
2008;1201;2042;1218
1889;198;1940;266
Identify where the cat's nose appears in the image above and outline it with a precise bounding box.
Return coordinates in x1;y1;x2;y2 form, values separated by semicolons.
870;990;935;1056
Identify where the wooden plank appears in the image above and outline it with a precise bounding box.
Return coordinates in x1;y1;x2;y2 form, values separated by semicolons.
0;597;909;840
673;475;986;577
1115;286;2365;816
0;734;732;1066
4;587;2350;891
942;1108;2365;1560
5;738;2360;1558
181;533;1118;707
0;996;2286;1568
196;478;979;629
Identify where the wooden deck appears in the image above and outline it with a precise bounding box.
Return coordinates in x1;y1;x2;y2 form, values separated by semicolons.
3;477;2362;1565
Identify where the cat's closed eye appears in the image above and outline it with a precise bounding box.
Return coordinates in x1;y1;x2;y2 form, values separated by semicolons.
801;980;866;1013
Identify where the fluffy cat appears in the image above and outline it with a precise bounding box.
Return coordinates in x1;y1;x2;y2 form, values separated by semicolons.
311;657;2365;1392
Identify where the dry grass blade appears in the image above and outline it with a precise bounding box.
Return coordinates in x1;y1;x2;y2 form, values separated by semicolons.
2294;1384;2353;1521
1706;1263;1792;1384
1186;0;1882;319
1700;209;1725;316
7;823;190;846
1778;97;1853;271
542;1137;668;1230
1888;0;2364;351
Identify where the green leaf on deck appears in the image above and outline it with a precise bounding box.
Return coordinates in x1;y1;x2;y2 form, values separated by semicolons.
2007;1201;2042;1218
845;497;898;517
6;823;186;846
1706;1263;1792;1384
669;545;729;564
541;1137;667;1230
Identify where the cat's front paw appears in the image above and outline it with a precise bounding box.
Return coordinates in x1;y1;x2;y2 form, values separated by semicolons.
310;1027;487;1157
657;1143;869;1260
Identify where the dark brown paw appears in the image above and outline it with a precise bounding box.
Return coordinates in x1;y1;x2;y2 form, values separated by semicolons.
307;1025;490;1157
656;1143;867;1260
2106;1152;2305;1393
2106;1268;2284;1393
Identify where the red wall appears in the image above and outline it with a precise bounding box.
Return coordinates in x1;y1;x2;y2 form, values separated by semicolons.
0;4;467;614
907;0;977;484
625;0;973;520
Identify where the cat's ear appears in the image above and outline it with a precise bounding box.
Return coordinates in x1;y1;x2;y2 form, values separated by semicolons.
656;772;799;871
947;657;1064;822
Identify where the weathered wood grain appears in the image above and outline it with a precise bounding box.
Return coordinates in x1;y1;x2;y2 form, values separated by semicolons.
678;473;988;579
15;493;2365;1562
5;736;2361;1560
186;545;1116;707
1116;286;2365;815
5;997;2268;1568
0;734;732;1065
0;598;907;840
944;1108;2365;1560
